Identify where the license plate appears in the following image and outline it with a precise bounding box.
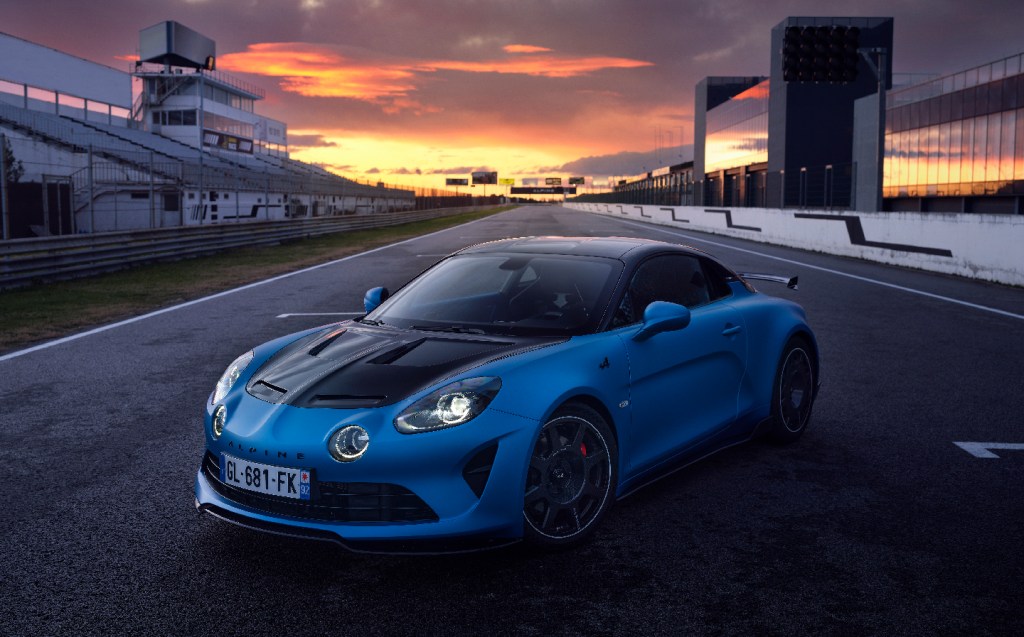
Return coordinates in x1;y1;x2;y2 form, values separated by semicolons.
220;453;311;500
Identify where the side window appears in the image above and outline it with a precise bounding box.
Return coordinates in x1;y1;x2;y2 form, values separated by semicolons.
700;258;735;302
611;255;711;327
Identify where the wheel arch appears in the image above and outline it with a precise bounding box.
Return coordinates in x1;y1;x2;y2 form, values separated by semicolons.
531;392;620;461
553;394;620;449
783;327;821;395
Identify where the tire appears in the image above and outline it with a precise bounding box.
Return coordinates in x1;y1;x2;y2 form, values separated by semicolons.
523;404;617;548
768;338;816;444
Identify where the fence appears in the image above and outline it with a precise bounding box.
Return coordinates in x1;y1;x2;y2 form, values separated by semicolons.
0;104;423;238
0;205;498;289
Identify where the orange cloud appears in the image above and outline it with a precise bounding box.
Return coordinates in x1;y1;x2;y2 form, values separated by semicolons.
218;43;416;100
380;97;443;116
416;55;652;78
503;44;552;54
218;42;653;110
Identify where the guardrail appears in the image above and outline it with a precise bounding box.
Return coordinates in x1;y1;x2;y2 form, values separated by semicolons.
0;206;497;290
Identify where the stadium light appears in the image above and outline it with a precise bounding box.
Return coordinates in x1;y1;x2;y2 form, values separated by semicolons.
782;25;860;83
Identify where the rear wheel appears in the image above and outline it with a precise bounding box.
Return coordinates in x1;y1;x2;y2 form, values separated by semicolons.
769;338;816;443
523;404;617;548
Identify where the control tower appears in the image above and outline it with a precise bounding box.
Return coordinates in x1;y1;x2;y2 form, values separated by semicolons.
132;21;288;158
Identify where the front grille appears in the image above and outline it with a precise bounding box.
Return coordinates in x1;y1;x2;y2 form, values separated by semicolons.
202;452;438;523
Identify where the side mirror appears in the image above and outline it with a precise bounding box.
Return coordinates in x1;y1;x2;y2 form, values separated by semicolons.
363;287;390;314
632;301;691;342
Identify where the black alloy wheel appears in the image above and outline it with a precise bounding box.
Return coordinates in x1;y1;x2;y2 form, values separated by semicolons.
523;404;617;547
770;339;816;443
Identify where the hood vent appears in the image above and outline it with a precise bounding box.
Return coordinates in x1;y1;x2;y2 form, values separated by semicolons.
250;380;287;401
308;394;386;408
308;329;347;357
367;339;425;365
371;338;511;368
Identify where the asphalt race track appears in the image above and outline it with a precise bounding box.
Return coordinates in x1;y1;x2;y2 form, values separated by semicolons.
1;205;1022;635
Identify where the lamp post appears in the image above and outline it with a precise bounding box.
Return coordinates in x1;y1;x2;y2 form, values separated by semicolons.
0;134;9;240
198;72;205;224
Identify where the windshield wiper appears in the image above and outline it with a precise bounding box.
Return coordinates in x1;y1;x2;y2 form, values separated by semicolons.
410;324;486;335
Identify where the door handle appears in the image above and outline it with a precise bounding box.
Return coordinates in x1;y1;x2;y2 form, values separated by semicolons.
721;324;742;336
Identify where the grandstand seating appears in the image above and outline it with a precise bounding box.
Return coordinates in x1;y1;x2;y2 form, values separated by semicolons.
0;101;410;200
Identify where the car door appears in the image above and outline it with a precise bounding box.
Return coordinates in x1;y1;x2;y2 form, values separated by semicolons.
614;254;747;473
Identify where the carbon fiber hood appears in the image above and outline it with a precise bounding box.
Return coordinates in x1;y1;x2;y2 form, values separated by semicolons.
246;324;557;409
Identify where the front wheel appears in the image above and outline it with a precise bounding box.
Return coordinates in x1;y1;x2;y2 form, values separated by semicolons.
523;404;617;548
768;338;816;443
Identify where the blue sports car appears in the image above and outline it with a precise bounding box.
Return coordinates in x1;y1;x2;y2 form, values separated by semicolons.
195;236;819;552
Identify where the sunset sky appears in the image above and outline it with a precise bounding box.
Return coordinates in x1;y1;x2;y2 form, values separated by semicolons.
5;0;1024;190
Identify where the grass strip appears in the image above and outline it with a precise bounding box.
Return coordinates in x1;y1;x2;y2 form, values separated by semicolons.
0;206;514;353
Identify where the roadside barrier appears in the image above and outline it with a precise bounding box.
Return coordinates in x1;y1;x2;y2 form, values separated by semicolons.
0;206;494;289
567;202;1024;287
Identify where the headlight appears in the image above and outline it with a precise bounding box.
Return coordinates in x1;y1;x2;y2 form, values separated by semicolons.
212;350;254;404
394;377;501;434
328;425;370;462
212;405;227;438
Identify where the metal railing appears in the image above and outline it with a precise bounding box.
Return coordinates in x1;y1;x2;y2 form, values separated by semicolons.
0;102;416;208
132;64;267;99
0;206;498;289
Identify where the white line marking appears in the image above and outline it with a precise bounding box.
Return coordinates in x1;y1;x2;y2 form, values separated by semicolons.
613;218;1024;321
276;312;362;318
953;441;1024;458
0;215;496;363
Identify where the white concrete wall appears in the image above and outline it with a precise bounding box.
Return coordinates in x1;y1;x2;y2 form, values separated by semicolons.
567;202;1024;287
2;127;89;180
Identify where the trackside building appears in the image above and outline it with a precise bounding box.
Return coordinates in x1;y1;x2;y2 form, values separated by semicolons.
0;22;413;238
586;16;1024;216
568;16;1024;286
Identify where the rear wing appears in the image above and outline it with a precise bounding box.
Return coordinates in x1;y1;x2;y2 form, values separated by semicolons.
738;273;799;290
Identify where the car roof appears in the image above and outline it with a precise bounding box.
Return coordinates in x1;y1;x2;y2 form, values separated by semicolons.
455;236;711;262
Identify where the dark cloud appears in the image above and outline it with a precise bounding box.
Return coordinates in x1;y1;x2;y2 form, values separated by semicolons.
389;167;423;175
365;167;381;174
425;166;478;175
322;163;355;172
544;145;694;177
5;0;1023;174
287;133;338;148
10;1;1024;87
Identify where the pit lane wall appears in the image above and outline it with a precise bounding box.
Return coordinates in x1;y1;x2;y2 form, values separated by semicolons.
567;203;1024;287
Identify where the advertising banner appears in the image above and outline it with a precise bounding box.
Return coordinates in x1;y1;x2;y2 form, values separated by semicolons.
545;177;563;186
446;178;469;186
568;177;586;185
498;178;515;185
511;187;577;195
203;130;253;154
472;171;498;185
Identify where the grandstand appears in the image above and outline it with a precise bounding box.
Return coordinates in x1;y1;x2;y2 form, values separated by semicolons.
0;23;414;238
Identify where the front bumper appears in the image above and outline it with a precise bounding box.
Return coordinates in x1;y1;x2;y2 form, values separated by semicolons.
193;398;540;552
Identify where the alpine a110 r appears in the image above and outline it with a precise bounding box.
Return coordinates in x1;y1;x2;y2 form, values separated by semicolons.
195;236;819;552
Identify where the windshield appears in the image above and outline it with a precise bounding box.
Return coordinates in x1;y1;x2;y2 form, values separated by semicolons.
365;253;621;336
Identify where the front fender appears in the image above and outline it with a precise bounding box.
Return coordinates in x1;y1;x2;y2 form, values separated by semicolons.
486;333;630;431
